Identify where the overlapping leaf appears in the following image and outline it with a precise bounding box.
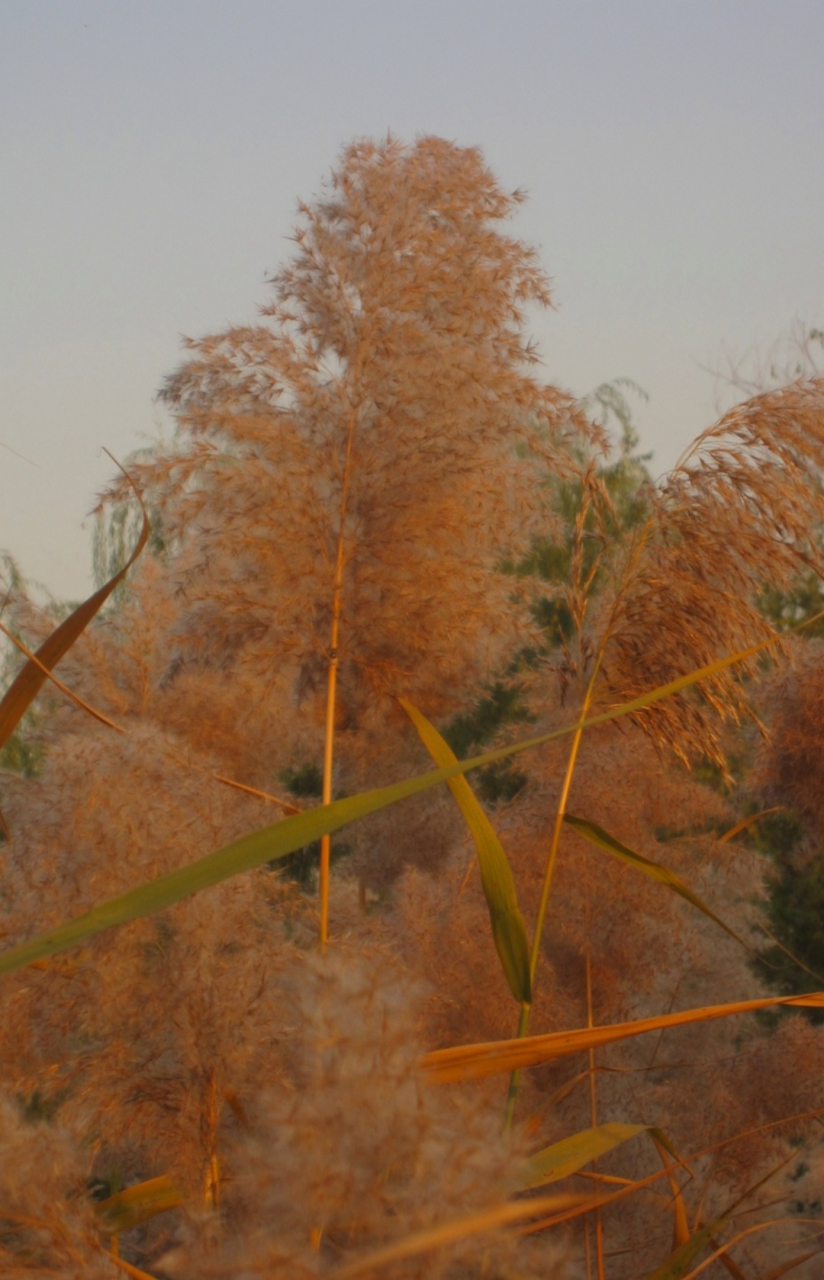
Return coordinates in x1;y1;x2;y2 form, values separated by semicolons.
96;1175;181;1234
563;814;749;950
0;627;807;977
329;1192;597;1279
524;1122;677;1188
422;991;824;1083
643;1216;729;1280
400;697;531;1003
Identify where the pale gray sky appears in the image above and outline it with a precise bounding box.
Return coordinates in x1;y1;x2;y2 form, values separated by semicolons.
2;0;823;600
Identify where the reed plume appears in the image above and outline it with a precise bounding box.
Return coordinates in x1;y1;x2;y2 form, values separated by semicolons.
537;377;824;773
98;135;599;938
3;138;824;1279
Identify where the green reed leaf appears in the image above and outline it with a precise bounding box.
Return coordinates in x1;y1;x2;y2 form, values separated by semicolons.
563;814;750;951
524;1123;676;1188
2;622;816;978
399;697;531;1003
96;1175;181;1234
642;1218;727;1280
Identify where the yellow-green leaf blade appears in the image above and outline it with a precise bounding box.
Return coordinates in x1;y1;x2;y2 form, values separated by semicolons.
642;1219;725;1280
563;814;750;951
524;1123;657;1187
0;751;533;977
96;1175;181;1234
399;697;531;1004
2;623;817;979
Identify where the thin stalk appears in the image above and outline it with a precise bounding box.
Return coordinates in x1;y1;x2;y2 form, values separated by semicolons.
504;1002;531;1126
203;1069;221;1212
505;516;673;1117
529;665;599;985
585;905;606;1280
505;657;602;1125
319;409;357;949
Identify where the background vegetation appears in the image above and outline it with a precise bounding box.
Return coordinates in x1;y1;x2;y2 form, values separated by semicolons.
2;136;824;1280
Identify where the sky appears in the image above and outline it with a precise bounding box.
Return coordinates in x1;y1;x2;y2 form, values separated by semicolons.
2;0;823;601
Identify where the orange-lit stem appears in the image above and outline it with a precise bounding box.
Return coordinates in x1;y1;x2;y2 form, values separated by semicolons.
319;411;357;949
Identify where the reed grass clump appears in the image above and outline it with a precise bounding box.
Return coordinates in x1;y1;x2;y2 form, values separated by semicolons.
158;954;569;1280
0;1091;120;1279
2;137;824;1278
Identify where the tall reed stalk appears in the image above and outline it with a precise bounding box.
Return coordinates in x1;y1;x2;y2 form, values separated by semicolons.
506;476;611;1123
319;409;357;948
585;897;605;1280
505;663;599;1126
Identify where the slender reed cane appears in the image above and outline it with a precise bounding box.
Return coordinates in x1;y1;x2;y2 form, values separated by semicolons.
319;411;357;949
505;657;602;1127
505;516;651;1124
585;896;606;1280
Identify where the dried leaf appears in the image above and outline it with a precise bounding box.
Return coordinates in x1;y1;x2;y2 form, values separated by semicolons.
423;992;824;1083
330;1192;594;1279
0;459;148;751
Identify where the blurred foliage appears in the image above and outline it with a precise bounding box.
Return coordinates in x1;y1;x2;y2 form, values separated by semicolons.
751;809;824;1022
0;731;43;780
442;380;652;805
92;443;169;602
757;569;824;636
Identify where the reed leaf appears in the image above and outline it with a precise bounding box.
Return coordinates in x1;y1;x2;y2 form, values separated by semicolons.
422;992;824;1084
654;1136;691;1251
0;748;535;977
667;1154;810;1280
679;1226;818;1280
563;815;749;950
647;1211;810;1280
718;808;783;843
642;1217;728;1280
329;1192;596;1279
523;1122;676;1188
95;1175;181;1234
0;461;148;752
760;1251;821;1280
400;697;531;1003
0;629;806;978
0;618;125;735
